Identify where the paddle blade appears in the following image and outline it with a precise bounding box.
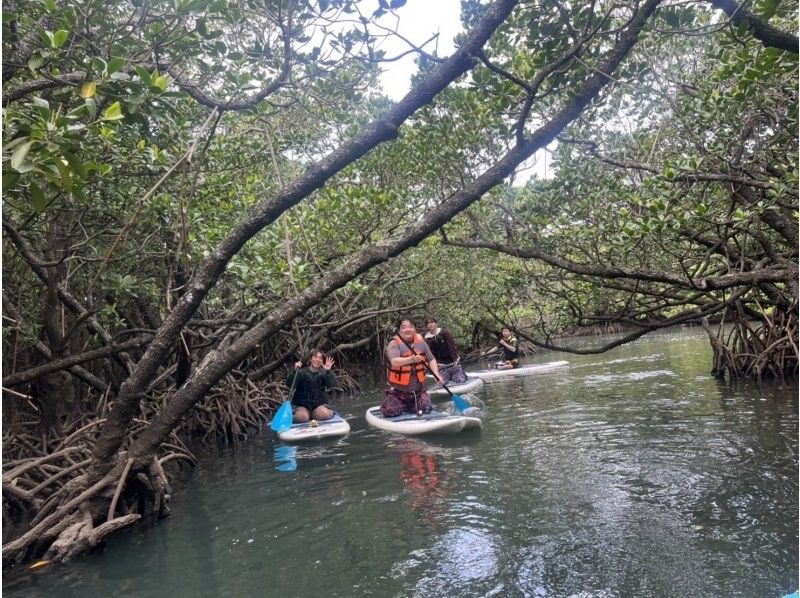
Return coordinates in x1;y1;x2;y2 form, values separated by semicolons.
452;393;470;413
270;400;293;433
273;445;297;472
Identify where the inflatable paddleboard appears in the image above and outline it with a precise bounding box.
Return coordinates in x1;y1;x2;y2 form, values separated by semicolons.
428;376;485;397
278;411;351;442
467;360;569;380
365;406;482;435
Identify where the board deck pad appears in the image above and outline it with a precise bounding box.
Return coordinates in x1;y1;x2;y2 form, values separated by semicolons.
278;411;351;442
366;406;482;435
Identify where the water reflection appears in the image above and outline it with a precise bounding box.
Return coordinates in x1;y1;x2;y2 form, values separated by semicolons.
391;439;447;517
273;444;297;472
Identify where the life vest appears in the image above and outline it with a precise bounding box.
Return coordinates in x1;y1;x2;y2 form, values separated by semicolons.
501;336;519;360
388;334;427;386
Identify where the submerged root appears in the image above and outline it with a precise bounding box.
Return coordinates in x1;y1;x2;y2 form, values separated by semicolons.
2;368;332;566
702;310;798;381
44;510;141;563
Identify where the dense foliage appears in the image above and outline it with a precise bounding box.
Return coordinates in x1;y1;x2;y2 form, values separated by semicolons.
2;0;796;565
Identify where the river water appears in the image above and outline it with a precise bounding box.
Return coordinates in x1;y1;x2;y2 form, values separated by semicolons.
4;327;798;597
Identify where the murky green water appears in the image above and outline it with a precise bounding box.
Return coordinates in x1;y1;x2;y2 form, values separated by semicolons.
5;328;798;597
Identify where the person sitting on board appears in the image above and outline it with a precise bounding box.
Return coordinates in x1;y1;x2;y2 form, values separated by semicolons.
424;316;467;384
287;349;337;423
381;317;444;417
481;326;520;370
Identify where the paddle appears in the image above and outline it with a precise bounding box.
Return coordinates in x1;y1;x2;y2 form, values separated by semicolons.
270;365;299;433
395;334;470;413
270;398;293;434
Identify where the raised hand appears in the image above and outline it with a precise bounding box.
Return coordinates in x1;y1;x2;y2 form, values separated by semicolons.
323;356;335;370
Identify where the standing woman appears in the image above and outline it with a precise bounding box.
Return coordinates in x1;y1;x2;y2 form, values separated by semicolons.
288;349;337;423
381;317;444;417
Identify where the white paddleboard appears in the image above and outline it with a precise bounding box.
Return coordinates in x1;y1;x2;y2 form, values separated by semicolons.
278;411;351;442
427;376;485;397
365;406;482;435
467;360;569;380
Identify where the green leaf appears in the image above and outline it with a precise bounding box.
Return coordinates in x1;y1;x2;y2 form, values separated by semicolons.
84;97;97;118
27;54;44;71
3;173;19;191
134;66;152;86
67;103;87;117
30;182;49;212
55;158;72;193
40;30;55;47
44;0;56;11
10;140;35;171
53;30;69;48
153;74;170;91
91;56;108;74
102;101;123;120
107;57;127;74
755;0;779;19
64;151;86;178
71;184;87;203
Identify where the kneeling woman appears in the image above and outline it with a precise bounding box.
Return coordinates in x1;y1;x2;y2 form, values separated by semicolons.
288;349;337;423
381;317;444;417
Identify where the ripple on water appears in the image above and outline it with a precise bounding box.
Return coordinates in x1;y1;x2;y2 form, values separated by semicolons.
583;369;676;385
3;332;796;598
389;527;503;597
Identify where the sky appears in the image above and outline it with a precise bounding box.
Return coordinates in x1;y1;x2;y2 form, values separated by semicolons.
374;0;463;101
374;0;554;180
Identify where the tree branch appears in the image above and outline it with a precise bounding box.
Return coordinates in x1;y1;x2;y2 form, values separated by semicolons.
441;236;793;290
3;336;152;387
128;0;664;460
707;0;798;53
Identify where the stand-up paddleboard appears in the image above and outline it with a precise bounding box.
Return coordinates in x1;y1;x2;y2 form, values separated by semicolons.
467;360;569;380
278;411;351;442
427;376;485;397
365;406;482;435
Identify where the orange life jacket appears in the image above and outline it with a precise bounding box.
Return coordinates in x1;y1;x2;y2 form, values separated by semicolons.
387;334;427;386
